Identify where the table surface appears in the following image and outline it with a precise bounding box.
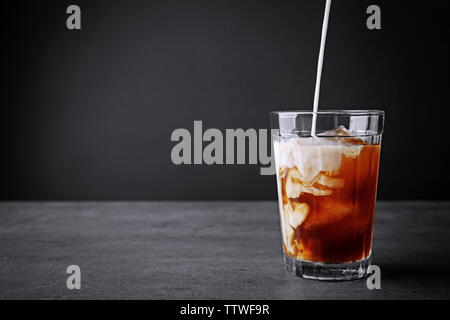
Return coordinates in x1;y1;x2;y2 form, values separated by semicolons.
0;201;449;300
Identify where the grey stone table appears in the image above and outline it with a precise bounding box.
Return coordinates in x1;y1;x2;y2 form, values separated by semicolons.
0;201;449;299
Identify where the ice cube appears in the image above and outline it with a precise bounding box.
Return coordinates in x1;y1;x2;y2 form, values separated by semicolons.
316;174;344;189
285;168;333;197
302;202;352;231
319;125;366;146
285;168;303;198
320;125;350;136
284;202;309;228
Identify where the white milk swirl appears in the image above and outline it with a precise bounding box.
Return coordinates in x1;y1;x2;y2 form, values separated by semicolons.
311;0;332;136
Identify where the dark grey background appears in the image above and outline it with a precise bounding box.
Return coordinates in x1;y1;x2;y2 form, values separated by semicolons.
1;0;449;200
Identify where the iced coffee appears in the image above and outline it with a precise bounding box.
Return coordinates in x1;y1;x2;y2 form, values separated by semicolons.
272;112;384;280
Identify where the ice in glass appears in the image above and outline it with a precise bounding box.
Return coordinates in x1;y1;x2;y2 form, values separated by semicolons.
272;112;384;280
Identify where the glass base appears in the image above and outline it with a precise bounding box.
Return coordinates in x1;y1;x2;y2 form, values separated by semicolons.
284;252;372;281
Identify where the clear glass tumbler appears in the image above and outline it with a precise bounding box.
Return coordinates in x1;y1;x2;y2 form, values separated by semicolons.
271;110;384;280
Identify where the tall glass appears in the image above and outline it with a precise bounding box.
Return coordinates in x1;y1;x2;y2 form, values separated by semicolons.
271;110;384;280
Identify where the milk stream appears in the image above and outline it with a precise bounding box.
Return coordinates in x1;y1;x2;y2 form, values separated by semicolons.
311;0;332;136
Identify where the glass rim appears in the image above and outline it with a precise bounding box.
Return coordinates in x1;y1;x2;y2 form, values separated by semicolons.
270;109;385;117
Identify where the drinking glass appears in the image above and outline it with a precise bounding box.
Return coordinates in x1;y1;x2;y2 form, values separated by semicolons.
271;110;384;280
